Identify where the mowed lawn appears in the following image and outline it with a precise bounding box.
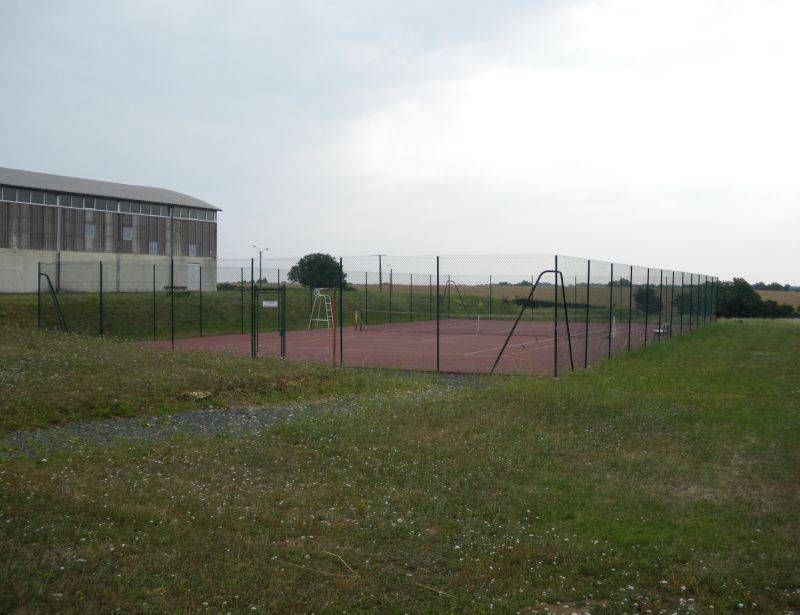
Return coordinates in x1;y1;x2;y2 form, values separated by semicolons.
1;320;799;612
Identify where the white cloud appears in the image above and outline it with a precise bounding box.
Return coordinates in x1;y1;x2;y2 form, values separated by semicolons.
345;0;800;194
1;0;798;282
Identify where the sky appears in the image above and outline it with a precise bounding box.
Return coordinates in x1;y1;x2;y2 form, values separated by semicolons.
1;0;798;282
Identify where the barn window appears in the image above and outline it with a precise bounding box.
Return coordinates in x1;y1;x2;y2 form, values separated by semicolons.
71;195;83;208
1;186;15;201
122;226;133;241
44;192;57;205
31;191;44;204
16;189;31;203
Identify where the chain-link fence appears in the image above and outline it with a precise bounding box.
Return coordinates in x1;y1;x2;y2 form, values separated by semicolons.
37;255;718;375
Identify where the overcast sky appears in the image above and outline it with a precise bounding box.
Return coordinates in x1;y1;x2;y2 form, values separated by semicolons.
1;0;798;282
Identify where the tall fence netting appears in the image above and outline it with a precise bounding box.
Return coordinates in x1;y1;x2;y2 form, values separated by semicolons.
35;255;717;375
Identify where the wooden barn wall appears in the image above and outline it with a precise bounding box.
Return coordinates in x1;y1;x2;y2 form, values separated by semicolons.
172;219;216;257
0;201;57;250
0;201;216;257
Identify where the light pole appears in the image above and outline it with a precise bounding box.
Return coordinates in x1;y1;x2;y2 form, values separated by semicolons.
371;254;386;291
252;245;268;283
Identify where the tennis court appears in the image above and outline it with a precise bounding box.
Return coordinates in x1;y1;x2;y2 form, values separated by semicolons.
41;253;714;376
156;314;649;375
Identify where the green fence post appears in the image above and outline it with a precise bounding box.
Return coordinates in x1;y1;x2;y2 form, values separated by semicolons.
643;268;650;347
251;258;256;358
240;267;245;334
436;257;440;372
553;255;558;377
152;264;157;341
389;268;393;323
584;260;591;367
199;266;203;337
657;270;663;342
37;262;42;329
170;259;175;348
364;271;368;326
280;285;286;359
339;257;344;366
699;276;703;325
627;265;633;350
669;271;675;338
608;263;614;358
679;273;684;335
714;278;718;321
99;261;104;337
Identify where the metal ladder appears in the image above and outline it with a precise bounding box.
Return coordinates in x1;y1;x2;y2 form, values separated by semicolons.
308;289;334;329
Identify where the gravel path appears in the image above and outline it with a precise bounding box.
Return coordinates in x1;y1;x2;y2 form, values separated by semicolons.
1;375;482;459
0;403;327;458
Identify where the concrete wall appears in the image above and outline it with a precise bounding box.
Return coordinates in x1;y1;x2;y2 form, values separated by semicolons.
0;248;216;293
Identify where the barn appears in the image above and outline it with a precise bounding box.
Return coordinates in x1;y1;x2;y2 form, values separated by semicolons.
0;167;218;292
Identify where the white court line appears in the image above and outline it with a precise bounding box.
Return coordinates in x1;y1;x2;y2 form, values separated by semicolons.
465;326;614;356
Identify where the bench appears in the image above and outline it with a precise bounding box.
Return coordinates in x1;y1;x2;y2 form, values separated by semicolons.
653;322;671;338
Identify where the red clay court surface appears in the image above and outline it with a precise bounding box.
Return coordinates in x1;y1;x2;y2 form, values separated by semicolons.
154;318;652;375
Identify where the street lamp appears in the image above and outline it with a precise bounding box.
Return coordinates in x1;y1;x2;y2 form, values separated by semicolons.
371;254;386;291
252;245;268;283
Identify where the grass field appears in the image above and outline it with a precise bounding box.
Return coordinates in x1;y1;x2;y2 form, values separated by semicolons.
757;289;800;308
1;320;798;611
0;326;433;434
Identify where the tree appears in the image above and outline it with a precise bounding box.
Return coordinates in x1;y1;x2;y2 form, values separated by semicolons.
287;253;347;289
633;285;662;315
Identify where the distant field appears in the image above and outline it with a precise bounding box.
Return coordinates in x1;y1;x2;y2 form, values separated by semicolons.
757;289;800;308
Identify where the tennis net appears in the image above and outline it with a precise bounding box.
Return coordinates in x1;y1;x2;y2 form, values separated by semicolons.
357;310;551;336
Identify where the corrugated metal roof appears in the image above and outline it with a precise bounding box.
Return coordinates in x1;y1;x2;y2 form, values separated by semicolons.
0;167;219;210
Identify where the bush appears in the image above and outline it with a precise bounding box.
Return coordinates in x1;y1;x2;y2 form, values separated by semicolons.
633;286;663;315
717;278;797;318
